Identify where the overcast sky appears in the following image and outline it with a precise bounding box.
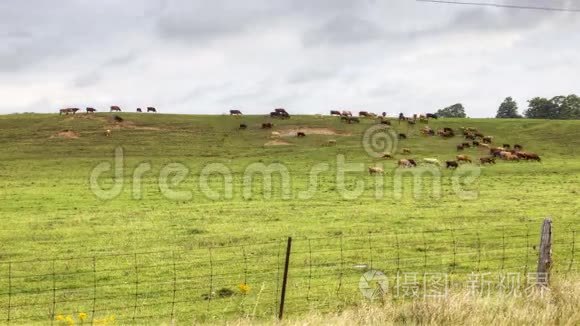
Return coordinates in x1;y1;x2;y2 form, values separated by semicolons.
1;0;578;117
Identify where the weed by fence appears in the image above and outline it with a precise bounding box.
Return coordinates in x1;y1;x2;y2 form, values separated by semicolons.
0;220;578;324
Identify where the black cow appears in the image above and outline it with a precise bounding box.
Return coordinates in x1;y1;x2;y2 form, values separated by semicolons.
136;108;142;112
147;107;157;113
398;133;407;140
239;124;247;129
446;161;458;169
330;110;341;116
230;109;242;115
426;113;438;119
86;107;96;113
297;132;306;137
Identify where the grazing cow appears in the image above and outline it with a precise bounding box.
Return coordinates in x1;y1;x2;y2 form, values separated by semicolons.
480;157;495;165
446;161;458;169
262;123;273;129
398;159;416;168
147;107;157;113
505;153;520;161
456;155;472;163
105;129;112;137
86;107;96;113
368;166;384;175
465;133;475;140
503;144;510;149
426;113;438;119
59;108;79;115
297;132;306;138
110;106;122;112
359;111;370;117
136;108;142;112
518;152;541;161
239;124;247;130
345;117;360;124
382;152;393;159
271;111;290;119
456;144;464;151
398;133;407;140
402;148;411;154
482;136;493;144
514;144;523;151
472;141;480;147
423;158;441;166
462;142;471;148
330;110;341;116
275;108;287;113
341;110;352;116
271;132;281;138
230;109;242;115
328;139;337;146
380;120;391;125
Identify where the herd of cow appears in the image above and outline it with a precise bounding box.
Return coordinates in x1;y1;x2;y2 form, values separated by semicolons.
59;106;157;115
369;125;542;175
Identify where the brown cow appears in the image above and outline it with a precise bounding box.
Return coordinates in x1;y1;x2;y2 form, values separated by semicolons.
368;166;384;175
330;110;341;116
401;148;411;154
456;155;472;163
456;144;464;151
110;106;121;112
86;107;96;113
59;108;79;115
480;157;495;165
261;123;273;129
398;159;416;168
398;133;407;140
297;132;306;138
239;124;247;130
482;136;493;144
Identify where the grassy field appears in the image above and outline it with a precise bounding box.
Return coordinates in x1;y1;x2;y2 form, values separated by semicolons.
0;113;579;323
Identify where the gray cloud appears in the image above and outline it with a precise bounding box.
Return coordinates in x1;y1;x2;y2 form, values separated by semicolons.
1;1;579;117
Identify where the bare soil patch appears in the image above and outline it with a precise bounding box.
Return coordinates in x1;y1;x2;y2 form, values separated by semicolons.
51;130;80;139
264;140;293;146
278;127;350;137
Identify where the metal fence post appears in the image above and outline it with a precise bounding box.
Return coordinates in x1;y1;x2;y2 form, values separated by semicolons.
278;237;292;320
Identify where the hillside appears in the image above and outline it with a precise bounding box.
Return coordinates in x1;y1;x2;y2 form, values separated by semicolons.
0;113;579;323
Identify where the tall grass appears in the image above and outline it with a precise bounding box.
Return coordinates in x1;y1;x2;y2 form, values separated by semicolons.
231;281;580;325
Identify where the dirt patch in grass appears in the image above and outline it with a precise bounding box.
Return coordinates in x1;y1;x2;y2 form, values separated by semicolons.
264;140;293;146
278;127;350;137
51;130;80;139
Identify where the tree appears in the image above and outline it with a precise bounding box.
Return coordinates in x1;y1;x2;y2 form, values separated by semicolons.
496;97;521;118
436;103;467;118
524;95;580;119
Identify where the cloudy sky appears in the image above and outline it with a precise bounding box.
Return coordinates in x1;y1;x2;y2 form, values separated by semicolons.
1;0;579;117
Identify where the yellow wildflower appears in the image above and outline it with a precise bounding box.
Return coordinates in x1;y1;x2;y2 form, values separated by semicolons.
55;314;65;321
65;315;75;325
238;283;251;294
78;312;88;321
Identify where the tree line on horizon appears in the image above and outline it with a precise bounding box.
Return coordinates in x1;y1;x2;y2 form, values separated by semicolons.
434;94;580;119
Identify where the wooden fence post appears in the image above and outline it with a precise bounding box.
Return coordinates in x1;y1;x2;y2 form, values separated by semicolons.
278;237;292;320
536;218;552;287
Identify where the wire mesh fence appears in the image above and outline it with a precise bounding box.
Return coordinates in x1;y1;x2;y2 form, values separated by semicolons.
0;220;577;324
